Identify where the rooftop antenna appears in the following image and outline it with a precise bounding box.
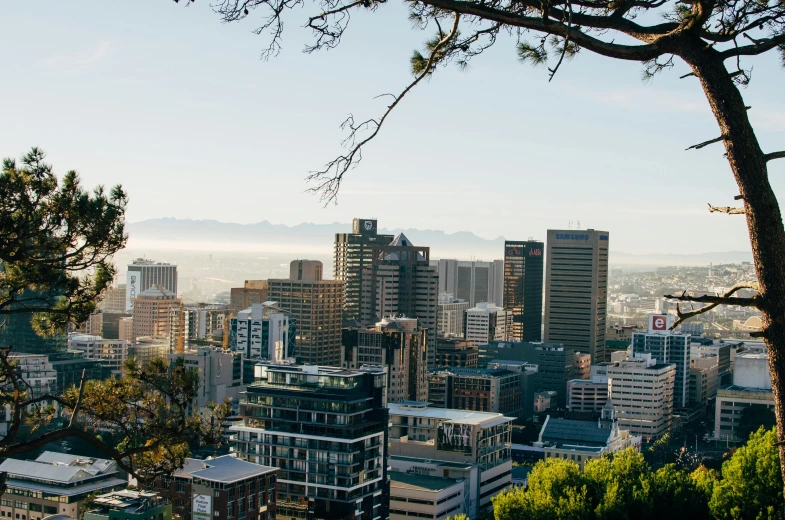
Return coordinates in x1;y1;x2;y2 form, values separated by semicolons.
568;220;573;230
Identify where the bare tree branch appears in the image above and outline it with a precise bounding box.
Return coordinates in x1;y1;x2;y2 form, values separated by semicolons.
708;203;747;214
765;151;785;162
686;135;725;150
665;282;761;329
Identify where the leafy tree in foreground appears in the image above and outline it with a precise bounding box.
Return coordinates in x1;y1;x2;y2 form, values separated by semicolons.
0;149;229;483
194;0;785;493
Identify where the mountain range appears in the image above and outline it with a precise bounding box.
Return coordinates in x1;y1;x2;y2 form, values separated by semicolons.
126;218;753;267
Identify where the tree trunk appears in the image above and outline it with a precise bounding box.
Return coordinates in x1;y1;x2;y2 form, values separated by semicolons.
683;39;785;496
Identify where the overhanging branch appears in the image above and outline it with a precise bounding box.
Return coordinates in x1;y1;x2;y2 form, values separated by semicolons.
708;203;746;214
765;151;785;162
664;282;761;329
686;135;725;150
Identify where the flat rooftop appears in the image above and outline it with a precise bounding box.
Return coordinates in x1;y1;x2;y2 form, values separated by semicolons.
390;472;462;492
176;455;277;483
389;403;512;426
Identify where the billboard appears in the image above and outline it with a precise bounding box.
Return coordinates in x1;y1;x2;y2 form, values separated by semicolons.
437;422;473;454
125;271;139;312
648;314;674;333
192;494;212;520
505;245;522;257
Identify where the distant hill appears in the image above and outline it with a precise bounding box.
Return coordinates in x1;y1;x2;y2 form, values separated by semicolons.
126;218;751;266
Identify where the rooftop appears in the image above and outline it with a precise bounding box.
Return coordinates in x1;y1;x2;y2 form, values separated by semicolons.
389;403;512;427
175;455;277;484
90;490;167;514
541;417;612;447
390;456;473;470
390;472;462;492
0;452;117;484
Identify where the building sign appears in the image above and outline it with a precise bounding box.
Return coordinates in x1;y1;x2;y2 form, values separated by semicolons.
648;314;674;333
354;218;378;236
505;246;522;257
192;494;212;520
555;233;590;240
437;422;473;454
528;248;542;256
125;271;139;312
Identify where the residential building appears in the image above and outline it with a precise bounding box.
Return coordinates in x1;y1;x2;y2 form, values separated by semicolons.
229;303;295;383
67;333;128;375
0;452;127;520
502;241;544;342
84;490;171;520
543;229;609;362
360;233;439;368
607;354;676;439
389;473;465;520
131;285;181;342
427;367;523;418
230;281;269;313
714;352;774;441
169;347;244;413
437;294;470;338
435;338;478;368
534;404;641;470
437;259;505;307
268;260;344;366
334;218;394;323
342;316;429;402
463;303;512;347
631;314;691;409
567;364;610;413
230;364;390;520
388;401;513;517
155;455;278;520
126;259;178;312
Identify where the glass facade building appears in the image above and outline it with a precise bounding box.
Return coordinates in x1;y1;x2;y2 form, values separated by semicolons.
502;241;544;343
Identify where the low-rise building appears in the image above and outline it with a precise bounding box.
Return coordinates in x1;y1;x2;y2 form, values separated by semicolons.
388;402;512;517
155;455;278;520
0;452;127;520
567;364;611;413
67;333;128;375
714;352;774;441
128;337;170;367
85;490;171;520
690;355;719;406
389;473;465;520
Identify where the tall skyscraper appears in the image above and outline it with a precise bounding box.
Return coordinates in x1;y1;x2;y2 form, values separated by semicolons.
543;229;609;362
503;240;544;342
438;259;505;307
334;218;394;323
268;259;344;366
125;259;178;312
360;233;439;368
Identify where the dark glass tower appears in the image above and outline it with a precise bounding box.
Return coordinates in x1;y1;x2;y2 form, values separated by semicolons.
502;241;544;342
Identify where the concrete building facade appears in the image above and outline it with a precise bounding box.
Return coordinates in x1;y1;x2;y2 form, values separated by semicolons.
126;259;178;312
230;281;269;313
502;241;544;343
437;259;505;308
437;294;470;338
131;285;181;342
463;303;512;348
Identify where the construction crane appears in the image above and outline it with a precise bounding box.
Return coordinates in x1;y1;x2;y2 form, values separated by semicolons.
177;303;185;354
222;312;235;352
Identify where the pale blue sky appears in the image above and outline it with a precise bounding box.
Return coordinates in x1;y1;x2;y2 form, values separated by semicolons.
1;1;783;254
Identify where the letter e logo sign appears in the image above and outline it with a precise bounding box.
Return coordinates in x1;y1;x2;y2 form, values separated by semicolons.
652;316;667;330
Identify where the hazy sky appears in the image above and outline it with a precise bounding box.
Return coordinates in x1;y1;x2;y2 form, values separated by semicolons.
1;1;783;255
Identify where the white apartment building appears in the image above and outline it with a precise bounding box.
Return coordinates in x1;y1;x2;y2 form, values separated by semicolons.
437;293;470;338
463;303;512;348
388;402;513;517
229;303;291;362
67;333;128;375
608;353;676;439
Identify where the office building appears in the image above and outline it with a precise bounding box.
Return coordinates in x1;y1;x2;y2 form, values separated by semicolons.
535;404;641;470
487;360;539;421
567;364;611;413
268;260;344;366
437;294;470;338
502;241;544;342
101;312;133;340
156;455;278;520
390;473;465;520
359;233;439;368
690;355;719;407
435;338;478;368
631;314;691;409
126;259;178;312
692;340;732;385
127;337;170;367
229;303;295;383
342;316;428;402
427;367;523;418
131;285;181;342
67;333;128;375
463;303;512;347
715;352;774;441
230;281;269;313
0;452;127;520
334;218;395;323
388;402;513;517
437;259;505;307
230;364;390;520
85;490;171;520
574;352;591;380
119;317;133;341
607;354;676;439
169;347;244;413
543;230;609;362
98;283;128;314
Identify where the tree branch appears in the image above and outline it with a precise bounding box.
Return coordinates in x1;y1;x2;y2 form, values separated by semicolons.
686;135;725;150
765;151;785;162
708;203;746;214
664;282;761;329
719;33;785;59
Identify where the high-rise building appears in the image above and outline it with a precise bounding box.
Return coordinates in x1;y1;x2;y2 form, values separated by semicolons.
608;353;675;439
631;314;691;409
463;302;512;347
131;285;181;342
543;230;609;362
230;363;390;520
334;218;394;323
229;280;269;313
437;259;505;307
228;303;295;382
126;259;178;312
502;240;544;343
427;367;523;418
267;260;344;366
342;316;428;402
437;293;470;338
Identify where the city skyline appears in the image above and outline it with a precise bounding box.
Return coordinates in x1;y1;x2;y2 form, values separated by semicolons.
1;2;783;256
